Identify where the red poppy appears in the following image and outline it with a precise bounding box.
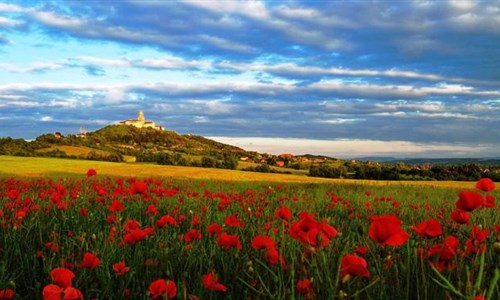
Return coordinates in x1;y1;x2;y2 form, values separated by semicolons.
289;211;337;248
483;195;495;208
216;233;242;250
411;219;443;239
368;215;409;247
355;246;368;256
206;223;222;235
112;261;130;276
146;205;158;215
81;252;100;269
149;279;177;299
427;235;459;271
450;209;470;225
251;235;275;250
156;215;177;228
341;254;370;278
274;206;292;221
296;279;313;297
0;289;14;300
202;270;228;292
50;267;75;288
476;178;495;192
224;214;244;228
42;285;83;300
456;191;484;212
43;284;62;300
86;169;97;177
184;229;202;243
62;287;84;300
109;200;125;213
130;181;148;195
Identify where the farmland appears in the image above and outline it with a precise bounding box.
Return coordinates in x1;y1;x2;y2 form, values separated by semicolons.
0;159;498;299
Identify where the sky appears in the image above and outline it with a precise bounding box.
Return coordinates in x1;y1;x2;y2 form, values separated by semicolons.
0;0;499;158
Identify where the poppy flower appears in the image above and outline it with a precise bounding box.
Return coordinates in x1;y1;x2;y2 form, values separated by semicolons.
251;235;275;250
289;211;337;248
130;181;148;195
50;267;75;288
476;178;495;192
146;205;157;215
156;215;177;228
274;206;292;221
456;191;483;212
483;195;495;208
427;235;459;271
224;214;244;228
112;262;130;276
216;233;242;250
341;254;370;278
368;215;409;247
109;200;125;213
355;246;368;256
202;270;228;292
206;223;222;235
81;252;100;269
411;219;443;239
149;279;177;299
184;229;202;243
450;210;470;225
86;169;97;177
0;289;14;300
42;285;83;300
296;279;313;297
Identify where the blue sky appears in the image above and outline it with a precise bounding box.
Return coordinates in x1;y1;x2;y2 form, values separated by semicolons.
0;0;499;158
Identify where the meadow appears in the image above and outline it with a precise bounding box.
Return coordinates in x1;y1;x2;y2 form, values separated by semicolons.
0;156;498;299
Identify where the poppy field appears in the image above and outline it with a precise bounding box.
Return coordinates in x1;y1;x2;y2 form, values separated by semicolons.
0;171;499;299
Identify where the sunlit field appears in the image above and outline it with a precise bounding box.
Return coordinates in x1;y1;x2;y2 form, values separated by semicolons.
0;156;477;189
0;166;498;299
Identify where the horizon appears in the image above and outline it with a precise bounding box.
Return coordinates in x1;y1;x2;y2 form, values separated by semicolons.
1;1;499;158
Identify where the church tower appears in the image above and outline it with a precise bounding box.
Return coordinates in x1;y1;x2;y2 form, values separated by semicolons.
137;110;145;122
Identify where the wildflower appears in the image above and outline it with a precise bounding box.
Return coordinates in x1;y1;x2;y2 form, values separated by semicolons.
86;169;97;177
148;279;176;299
81;252;100;269
274;206;292;221
341;254;370;278
368;215;409;247
450;210;469;225
0;289;14;300
112;262;130;276
411;219;443;239
476;178;494;192
456;191;483;212
217;233;242;250
184;229;202;243
50;268;75;288
202;270;228;292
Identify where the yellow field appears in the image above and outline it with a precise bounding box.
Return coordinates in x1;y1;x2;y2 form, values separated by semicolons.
36;145;110;156
0;155;476;189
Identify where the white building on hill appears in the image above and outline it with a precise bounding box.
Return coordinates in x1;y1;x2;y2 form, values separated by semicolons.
119;111;164;130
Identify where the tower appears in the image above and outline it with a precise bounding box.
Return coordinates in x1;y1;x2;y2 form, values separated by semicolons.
137;110;145;122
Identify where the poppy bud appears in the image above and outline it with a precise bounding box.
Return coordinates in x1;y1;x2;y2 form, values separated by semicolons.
493;242;500;253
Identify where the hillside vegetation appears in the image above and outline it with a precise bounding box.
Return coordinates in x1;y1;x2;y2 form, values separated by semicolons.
1;124;500;181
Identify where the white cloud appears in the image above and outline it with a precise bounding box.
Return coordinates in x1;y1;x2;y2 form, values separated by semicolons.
207;136;491;158
40;116;53;122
